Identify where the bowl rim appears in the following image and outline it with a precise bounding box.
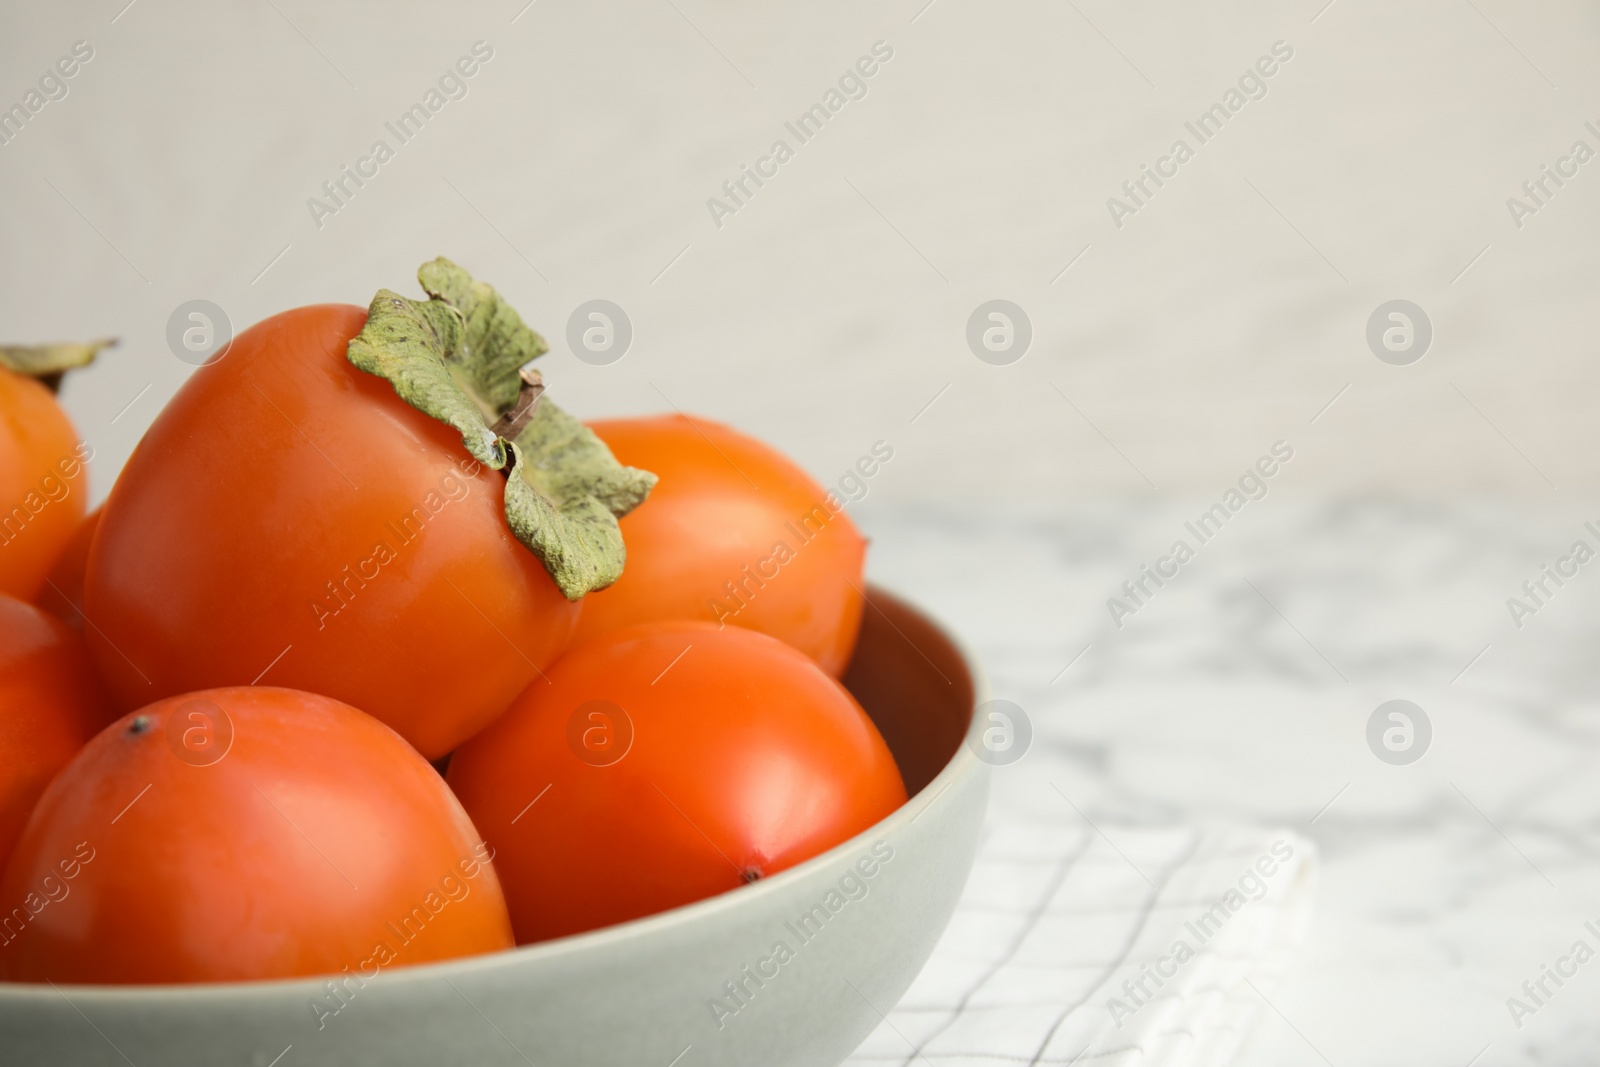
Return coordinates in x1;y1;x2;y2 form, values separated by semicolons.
0;583;989;1001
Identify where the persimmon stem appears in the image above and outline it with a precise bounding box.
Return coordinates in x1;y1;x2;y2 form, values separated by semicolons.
0;339;115;393
345;259;655;599
488;367;545;440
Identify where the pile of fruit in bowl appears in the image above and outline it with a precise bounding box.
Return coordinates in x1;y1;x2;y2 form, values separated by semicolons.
0;260;985;1067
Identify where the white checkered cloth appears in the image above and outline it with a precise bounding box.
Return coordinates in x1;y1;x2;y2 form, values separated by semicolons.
845;820;1317;1067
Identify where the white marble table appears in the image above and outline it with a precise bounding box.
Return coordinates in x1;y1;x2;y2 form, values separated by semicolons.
857;495;1600;1067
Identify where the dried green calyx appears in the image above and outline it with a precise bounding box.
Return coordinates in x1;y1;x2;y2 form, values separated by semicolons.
347;258;655;599
0;338;115;392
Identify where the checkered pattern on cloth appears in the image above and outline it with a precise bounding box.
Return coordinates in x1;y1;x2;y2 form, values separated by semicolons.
845;820;1317;1067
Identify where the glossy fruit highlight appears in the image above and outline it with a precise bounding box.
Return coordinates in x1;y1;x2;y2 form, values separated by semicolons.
448;621;906;943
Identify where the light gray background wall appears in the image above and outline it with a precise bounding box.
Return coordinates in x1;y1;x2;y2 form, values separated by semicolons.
1;0;1594;505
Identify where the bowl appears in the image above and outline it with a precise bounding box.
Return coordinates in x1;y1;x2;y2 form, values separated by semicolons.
0;585;989;1067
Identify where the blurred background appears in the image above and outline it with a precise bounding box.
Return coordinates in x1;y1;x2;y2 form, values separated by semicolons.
5;1;1599;1064
5;0;1597;499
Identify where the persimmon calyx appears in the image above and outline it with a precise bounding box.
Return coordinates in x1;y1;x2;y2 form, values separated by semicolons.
0;338;115;392
347;257;655;599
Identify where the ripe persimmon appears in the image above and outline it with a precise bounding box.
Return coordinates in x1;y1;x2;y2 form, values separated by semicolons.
0;595;113;871
447;622;905;943
0;686;513;984
82;261;653;758
0;341;107;602
573;415;867;675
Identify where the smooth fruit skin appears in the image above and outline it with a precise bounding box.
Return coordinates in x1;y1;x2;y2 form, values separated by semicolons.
447;622;907;944
0;366;90;602
82;305;579;759
0;595;114;872
573;415;867;676
35;505;99;628
0;687;514;984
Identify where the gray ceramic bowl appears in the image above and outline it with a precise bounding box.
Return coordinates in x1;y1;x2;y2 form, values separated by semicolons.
0;586;988;1067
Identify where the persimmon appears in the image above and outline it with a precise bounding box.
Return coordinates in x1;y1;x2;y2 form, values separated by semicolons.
0;595;114;872
82;261;654;758
573;415;867;675
34;505;98;628
448;622;906;943
0;341;108;602
0;686;513;984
